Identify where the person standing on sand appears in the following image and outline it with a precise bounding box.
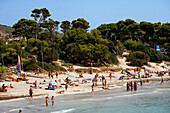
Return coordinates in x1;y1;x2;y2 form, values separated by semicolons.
51;96;54;106
48;71;51;79
19;110;22;113
134;82;137;91
29;87;33;99
37;67;39;75
56;72;58;78
161;77;164;84
130;81;133;91
45;96;49;107
104;79;107;88
92;83;94;92
127;82;130;91
65;83;68;91
51;72;54;79
102;75;105;85
140;79;143;86
109;73;112;80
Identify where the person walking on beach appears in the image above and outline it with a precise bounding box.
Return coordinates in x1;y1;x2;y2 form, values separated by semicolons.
51;96;54;106
45;96;49;107
19;110;22;113
29;87;33;99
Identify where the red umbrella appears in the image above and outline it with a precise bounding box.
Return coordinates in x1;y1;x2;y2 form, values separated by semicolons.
108;71;115;74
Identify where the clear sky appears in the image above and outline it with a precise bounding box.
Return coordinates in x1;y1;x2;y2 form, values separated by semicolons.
0;0;170;30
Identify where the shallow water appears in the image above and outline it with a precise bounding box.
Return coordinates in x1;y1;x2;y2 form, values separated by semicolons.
1;81;170;113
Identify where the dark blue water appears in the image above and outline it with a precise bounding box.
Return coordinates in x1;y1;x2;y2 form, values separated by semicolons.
1;81;170;113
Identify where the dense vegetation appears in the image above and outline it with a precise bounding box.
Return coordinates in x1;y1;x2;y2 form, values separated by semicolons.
0;8;170;72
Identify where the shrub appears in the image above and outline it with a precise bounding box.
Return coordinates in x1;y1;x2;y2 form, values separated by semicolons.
124;39;170;62
0;66;8;74
127;51;150;66
107;53;119;64
25;63;39;71
61;61;73;67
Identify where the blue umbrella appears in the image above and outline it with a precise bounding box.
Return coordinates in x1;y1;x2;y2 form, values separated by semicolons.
146;69;152;71
126;71;130;74
49;81;57;85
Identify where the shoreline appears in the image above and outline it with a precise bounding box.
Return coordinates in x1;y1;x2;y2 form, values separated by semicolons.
0;74;170;101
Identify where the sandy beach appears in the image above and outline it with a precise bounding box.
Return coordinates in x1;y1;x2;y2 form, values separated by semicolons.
0;66;170;101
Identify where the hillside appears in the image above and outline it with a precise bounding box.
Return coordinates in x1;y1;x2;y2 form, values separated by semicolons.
0;24;14;39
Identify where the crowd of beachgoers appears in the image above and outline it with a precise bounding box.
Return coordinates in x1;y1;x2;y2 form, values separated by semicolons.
0;66;170;103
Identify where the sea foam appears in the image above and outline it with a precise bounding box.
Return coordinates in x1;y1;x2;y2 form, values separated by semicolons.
51;108;75;113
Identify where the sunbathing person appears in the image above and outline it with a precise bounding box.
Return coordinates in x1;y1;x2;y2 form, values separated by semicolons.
2;84;7;92
10;84;14;88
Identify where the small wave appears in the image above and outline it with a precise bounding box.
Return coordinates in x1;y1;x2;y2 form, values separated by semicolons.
83;96;112;102
107;97;112;99
113;90;160;98
8;107;23;112
0;98;25;103
51;108;75;113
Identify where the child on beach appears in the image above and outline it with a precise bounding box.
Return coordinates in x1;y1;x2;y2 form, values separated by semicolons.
51;96;54;106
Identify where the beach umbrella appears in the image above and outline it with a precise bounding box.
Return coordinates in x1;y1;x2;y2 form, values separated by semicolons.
126;71;130;74
122;68;126;70
146;69;152;71
49;81;58;85
108;71;115;74
66;72;75;76
122;72;126;74
130;72;136;75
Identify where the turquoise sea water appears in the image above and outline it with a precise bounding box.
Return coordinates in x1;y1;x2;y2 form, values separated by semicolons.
0;81;170;113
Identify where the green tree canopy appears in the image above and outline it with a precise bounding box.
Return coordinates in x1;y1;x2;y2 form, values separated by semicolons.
12;18;38;40
60;20;71;33
71;18;90;30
